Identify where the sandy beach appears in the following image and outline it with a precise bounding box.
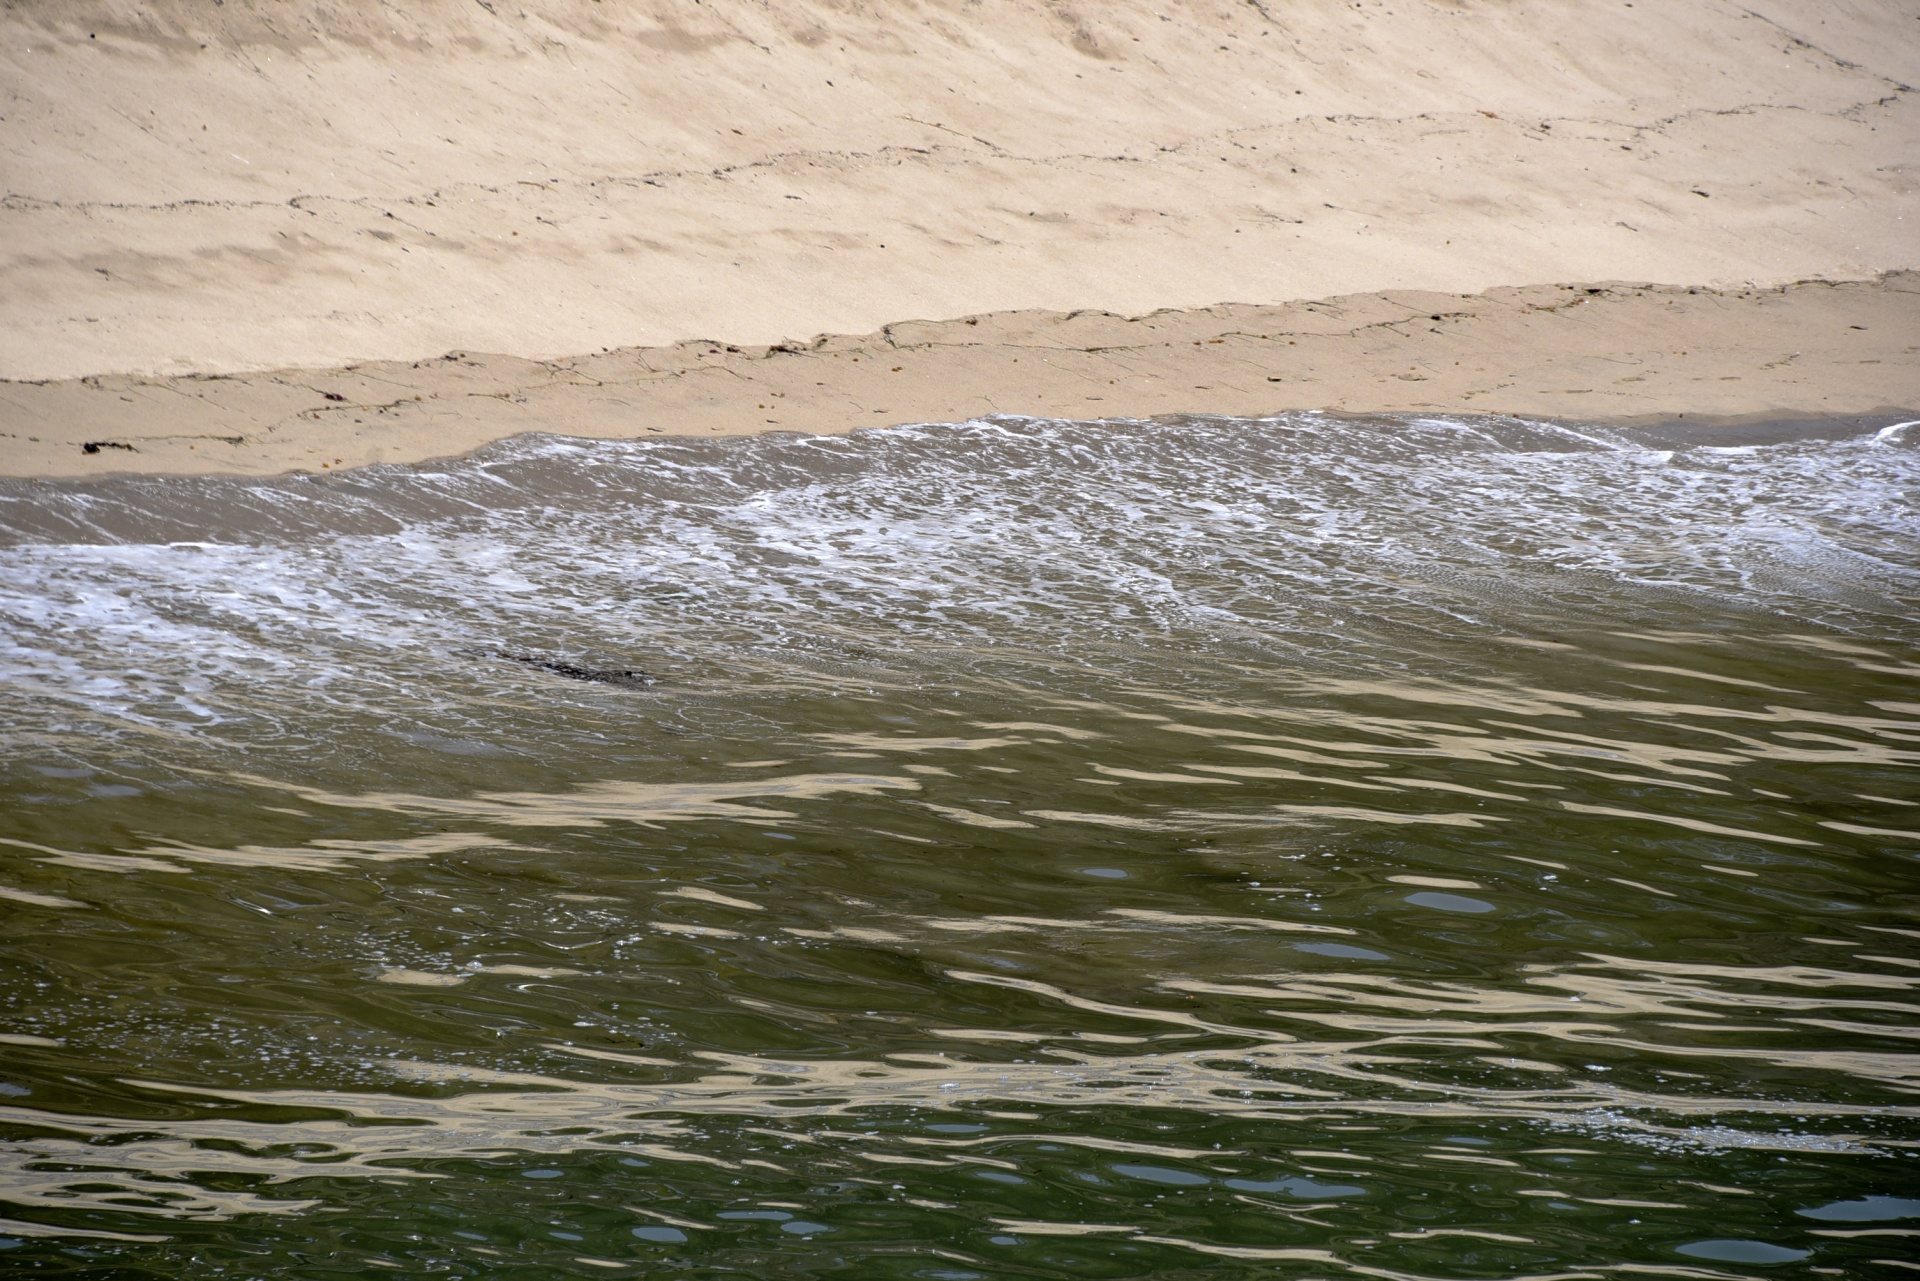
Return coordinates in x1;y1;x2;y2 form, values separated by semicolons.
5;274;1916;478
3;0;1916;475
6;6;1920;1271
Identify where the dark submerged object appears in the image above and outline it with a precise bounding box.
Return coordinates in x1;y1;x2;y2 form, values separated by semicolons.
484;650;656;688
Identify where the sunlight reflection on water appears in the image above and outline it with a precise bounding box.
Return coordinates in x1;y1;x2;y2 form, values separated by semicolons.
1;413;1915;1276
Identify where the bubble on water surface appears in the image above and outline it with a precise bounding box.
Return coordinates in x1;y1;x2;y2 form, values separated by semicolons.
1294;942;1391;960
1797;1195;1920;1221
1674;1239;1811;1264
1224;1176;1367;1197
1404;891;1495;913
630;1226;686;1243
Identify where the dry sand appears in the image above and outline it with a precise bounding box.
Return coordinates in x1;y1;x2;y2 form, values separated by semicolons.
2;0;1916;476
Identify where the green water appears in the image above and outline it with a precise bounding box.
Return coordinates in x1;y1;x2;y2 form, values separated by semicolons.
1;415;1916;1277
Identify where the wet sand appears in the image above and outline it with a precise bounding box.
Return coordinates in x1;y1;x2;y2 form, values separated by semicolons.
2;1;1916;476
4;275;1917;478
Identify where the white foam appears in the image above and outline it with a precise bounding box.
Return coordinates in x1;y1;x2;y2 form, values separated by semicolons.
0;415;1912;765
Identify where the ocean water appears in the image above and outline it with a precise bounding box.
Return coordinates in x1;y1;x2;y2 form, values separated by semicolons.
0;413;1916;1279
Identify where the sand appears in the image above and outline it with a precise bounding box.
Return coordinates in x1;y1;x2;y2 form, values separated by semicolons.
2;0;1916;477
4;275;1916;478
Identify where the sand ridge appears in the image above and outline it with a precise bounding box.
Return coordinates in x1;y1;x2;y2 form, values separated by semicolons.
5;274;1914;478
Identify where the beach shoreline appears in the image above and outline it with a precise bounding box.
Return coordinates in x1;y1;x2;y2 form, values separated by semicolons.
4;272;1915;480
4;0;1915;478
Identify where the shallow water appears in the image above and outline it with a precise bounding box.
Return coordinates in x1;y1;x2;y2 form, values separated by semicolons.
1;413;1917;1278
